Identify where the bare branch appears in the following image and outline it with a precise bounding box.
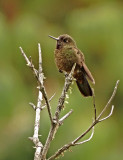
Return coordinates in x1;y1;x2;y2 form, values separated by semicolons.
74;126;94;145
29;92;55;111
97;80;119;120
20;43;119;160
99;105;114;122
41;93;56;110
19;47;31;66
29;102;37;110
54;63;76;121
59;109;73;125
48;80;119;160
41;64;76;160
37;91;42;109
38;43;42;74
48;122;96;160
20;45;43;160
38;43;53;124
48;126;94;160
38;43;53;125
48;143;73;160
92;88;96;121
34;142;43;160
32;45;44;160
73;122;96;145
40;87;53;124
19;47;38;79
19;46;53;125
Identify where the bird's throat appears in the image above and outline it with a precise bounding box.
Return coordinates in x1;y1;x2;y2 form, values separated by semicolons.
56;41;62;49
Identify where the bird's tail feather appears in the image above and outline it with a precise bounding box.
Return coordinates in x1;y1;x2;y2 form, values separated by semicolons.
76;77;93;97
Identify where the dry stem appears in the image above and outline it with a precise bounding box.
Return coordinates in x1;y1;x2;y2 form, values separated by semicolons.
48;80;119;160
19;46;53;126
20;43;119;160
41;64;76;160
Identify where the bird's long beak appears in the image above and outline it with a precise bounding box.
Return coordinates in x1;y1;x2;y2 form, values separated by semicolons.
48;35;59;41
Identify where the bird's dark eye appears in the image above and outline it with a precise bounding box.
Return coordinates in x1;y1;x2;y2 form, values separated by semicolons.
63;38;68;43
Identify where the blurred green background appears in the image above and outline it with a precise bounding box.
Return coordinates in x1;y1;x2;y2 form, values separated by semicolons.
0;0;123;159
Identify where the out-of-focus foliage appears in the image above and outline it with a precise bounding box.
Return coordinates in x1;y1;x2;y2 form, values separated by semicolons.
0;0;123;160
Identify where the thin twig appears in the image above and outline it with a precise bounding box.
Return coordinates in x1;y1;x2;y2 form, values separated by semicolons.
19;47;31;66
40;87;53;125
92;88;96;121
48;127;95;160
72;121;96;145
19;47;38;79
29;93;55;111
38;43;42;74
48;80;119;160
75;126;94;145
59;109;73;125
97;80;119;120
29;102;37;110
99;105;114;122
41;93;56;110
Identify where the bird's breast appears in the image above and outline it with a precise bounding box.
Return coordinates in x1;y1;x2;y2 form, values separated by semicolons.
54;48;77;72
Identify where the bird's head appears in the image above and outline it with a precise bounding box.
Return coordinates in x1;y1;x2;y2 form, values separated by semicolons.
49;34;76;49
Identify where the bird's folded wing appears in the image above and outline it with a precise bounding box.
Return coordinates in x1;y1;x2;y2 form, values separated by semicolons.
73;47;95;84
82;62;95;84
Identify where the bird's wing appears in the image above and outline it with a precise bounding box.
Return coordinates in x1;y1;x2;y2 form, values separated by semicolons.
82;62;95;84
74;47;95;84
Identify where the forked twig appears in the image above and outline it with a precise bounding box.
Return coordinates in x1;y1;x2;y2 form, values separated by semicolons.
41;63;76;160
29;93;55;111
41;93;56;110
20;44;44;160
48;80;119;160
97;80;119;120
48;126;95;160
19;45;53;125
20;44;54;160
75;126;94;145
99;105;114;122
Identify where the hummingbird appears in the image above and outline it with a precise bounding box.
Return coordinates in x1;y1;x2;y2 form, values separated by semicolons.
49;34;95;97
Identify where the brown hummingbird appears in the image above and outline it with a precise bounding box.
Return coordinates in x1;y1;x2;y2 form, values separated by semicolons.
49;34;95;97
